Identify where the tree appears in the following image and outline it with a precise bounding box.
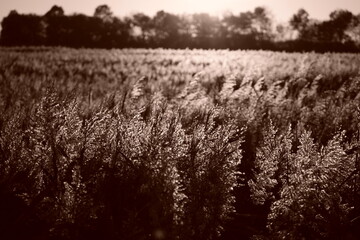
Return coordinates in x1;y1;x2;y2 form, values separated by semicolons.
45;5;64;17
310;10;355;43
223;11;254;35
192;13;220;38
152;11;181;47
94;4;113;22
329;9;354;42
252;7;273;40
345;14;360;46
222;8;273;48
191;13;221;48
176;14;193;47
1;12;46;46
44;6;67;46
128;13;154;45
290;9;310;39
275;23;293;41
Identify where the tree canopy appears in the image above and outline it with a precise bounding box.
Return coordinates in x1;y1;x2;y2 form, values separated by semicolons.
1;5;360;52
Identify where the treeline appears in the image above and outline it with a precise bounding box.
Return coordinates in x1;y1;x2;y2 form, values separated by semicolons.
1;5;360;52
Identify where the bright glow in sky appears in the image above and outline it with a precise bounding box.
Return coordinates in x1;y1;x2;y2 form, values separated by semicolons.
1;0;360;24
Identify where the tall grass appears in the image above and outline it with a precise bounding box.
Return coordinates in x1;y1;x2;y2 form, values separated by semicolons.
0;47;359;239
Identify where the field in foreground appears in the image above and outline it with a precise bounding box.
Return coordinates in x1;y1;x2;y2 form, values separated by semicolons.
0;47;359;239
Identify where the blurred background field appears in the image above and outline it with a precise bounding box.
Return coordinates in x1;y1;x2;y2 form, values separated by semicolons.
2;47;360;104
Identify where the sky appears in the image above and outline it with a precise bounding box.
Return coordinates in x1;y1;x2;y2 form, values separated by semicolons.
1;0;360;24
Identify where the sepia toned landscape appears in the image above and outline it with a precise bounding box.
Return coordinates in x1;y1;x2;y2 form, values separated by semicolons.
0;1;360;239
